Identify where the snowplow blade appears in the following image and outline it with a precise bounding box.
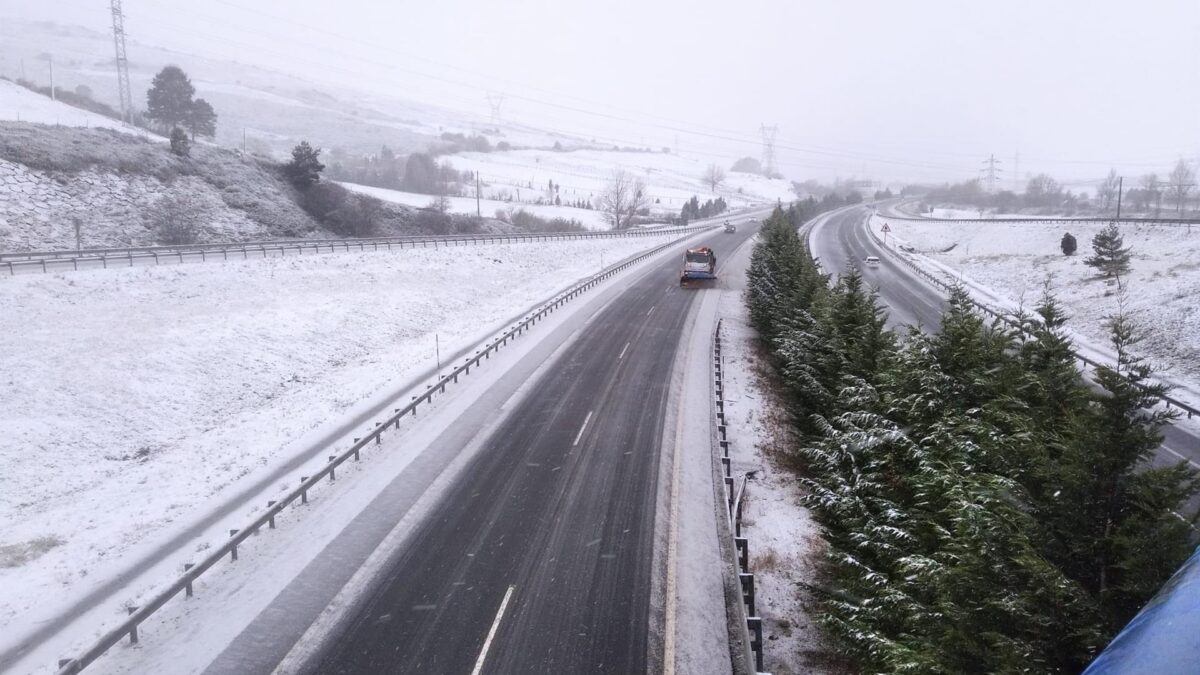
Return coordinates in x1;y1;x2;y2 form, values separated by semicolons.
680;274;717;289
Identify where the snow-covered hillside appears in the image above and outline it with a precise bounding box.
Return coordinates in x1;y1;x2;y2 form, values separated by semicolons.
0;233;684;644
870;215;1200;393
342;182;611;230
445;148;796;217
0;78;152;138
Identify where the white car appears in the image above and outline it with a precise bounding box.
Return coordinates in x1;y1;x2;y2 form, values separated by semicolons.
864;255;881;266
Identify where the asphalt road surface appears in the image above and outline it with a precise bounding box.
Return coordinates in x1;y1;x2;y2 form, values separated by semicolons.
808;206;1200;508
303;224;759;674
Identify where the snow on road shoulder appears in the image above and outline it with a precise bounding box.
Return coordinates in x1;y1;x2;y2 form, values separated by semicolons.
869;214;1200;408
716;240;847;674
0;234;681;643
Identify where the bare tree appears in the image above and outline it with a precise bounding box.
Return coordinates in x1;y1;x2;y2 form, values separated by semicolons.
1139;173;1159;214
598;169;648;230
702;163;726;194
1097;169;1119;212
1167;158;1195;214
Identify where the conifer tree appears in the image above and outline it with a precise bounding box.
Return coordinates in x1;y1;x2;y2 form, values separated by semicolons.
146;65;196;130
284;141;325;189
1084;223;1132;282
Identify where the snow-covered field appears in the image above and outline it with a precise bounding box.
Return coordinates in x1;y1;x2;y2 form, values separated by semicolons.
445;148;796;216
342;182;611;230
0;234;683;644
869;215;1200;398
0;79;154;139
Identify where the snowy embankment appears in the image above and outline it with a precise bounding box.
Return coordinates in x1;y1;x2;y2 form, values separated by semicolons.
0;78;152;138
341;182;611;230
716;239;845;674
869;214;1200;403
0;235;680;638
443;148;796;217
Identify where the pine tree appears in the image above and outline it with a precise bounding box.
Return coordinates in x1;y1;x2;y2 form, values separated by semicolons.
284;141;325;189
186;98;217;140
1072;309;1198;630
1084;223;1132;282
146;66;196;131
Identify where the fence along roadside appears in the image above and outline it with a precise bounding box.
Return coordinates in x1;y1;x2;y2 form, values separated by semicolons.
2;224;709;275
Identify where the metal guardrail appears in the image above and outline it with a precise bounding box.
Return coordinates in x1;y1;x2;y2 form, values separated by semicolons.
862;215;1199;420
1;225;710;275
713;319;765;674
884;214;1200;227
52;225;717;675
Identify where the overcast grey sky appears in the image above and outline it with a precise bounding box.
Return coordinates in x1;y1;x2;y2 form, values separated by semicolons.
4;0;1199;185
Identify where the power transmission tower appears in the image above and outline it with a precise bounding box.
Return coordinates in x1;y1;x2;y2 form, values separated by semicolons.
980;154;1002;193
759;124;778;177
486;93;505;127
110;0;134;123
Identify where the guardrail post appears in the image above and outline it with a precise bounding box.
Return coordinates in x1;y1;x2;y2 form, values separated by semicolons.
184;563;195;596
735;536;749;571
300;478;309;504
266;502;277;528
229;530;239;560
740;573;756;616
328;456;337;480
747;616;764;672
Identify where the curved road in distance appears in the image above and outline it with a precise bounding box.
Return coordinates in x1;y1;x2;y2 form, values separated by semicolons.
302;222;761;674
807;206;1200;506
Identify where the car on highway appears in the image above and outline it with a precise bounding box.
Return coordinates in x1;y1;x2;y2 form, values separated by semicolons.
864;255;880;266
723;222;737;233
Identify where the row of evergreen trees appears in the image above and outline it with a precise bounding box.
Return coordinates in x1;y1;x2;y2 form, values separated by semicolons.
746;208;1198;673
679;195;728;223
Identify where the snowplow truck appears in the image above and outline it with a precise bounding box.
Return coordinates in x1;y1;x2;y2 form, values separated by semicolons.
680;246;717;287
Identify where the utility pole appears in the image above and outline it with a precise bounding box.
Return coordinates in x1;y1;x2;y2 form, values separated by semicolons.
980;154;1002;193
1115;176;1123;220
475;173;482;217
110;0;134;123
48;54;55;101
1012;152;1020;191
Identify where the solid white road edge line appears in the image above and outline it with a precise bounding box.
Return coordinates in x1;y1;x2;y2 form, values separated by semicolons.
663;383;685;675
647;305;656;317
618;342;631;360
470;584;516;675
572;410;594;446
1164;445;1200;470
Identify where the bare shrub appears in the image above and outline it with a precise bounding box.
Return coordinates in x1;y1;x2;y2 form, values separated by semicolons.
148;191;208;245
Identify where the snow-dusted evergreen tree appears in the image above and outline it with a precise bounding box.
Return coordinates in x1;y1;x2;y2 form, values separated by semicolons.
1066;308;1198;629
1084;223;1132;282
146;66;196;131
